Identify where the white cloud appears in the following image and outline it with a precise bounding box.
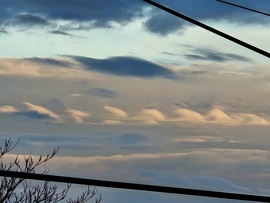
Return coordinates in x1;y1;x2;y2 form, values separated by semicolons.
231;113;269;125
206;108;234;124
174;107;270;126
0;105;18;113
175;108;205;122
66;107;90;123
23;102;63;122
134;108;166;125
104;105;128;119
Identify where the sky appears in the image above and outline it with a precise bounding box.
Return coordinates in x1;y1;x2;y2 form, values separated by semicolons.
0;0;270;202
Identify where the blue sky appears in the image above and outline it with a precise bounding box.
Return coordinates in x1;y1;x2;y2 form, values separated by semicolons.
0;0;270;202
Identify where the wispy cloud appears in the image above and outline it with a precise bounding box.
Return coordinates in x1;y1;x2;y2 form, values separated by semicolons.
184;48;251;62
0;105;18;113
24;57;72;68
49;30;72;36
0;104;60;122
88;88;118;98
23;102;63;122
103;106;128;125
65;107;90;123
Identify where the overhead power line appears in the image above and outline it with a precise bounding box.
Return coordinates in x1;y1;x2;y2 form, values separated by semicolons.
1;170;270;202
143;0;270;59
216;0;270;17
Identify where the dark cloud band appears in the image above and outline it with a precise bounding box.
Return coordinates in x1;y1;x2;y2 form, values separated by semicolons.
0;0;269;35
69;56;176;79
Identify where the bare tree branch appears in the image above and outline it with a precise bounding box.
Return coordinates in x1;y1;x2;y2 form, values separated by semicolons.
0;138;100;203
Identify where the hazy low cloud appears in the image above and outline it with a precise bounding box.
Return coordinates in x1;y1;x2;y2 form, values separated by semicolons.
25;57;72;68
65;107;90;123
37;148;270;192
88;88;118;98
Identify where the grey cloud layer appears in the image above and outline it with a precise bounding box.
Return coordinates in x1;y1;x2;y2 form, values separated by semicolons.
0;0;269;35
70;56;176;78
87;88;118;98
184;47;251;62
144;0;270;35
0;0;144;30
25;57;73;67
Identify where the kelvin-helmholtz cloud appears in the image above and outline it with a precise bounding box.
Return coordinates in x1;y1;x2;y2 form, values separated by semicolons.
0;0;269;35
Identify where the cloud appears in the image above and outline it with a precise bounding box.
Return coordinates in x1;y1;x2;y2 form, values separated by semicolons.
43;148;270;188
175;107;269;126
0;0;269;35
184;48;251;62
175;109;205;122
14;110;52;120
69;56;176;79
0;105;18;113
0;29;7;34
66;107;90;123
23;102;62;122
118;133;148;146
49;30;72;36
0;104;60;122
231;113;270;125
88;88;118;98
25;57;72;68
143;0;270;35
4;14;49;27
0;58;87;79
0;0;144;30
5;146;270;202
134;108;166;125
144;11;185;36
104;106;128;119
98;105;270;126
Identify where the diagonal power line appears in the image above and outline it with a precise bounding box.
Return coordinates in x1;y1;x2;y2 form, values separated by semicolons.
216;0;270;17
143;0;270;59
1;170;270;202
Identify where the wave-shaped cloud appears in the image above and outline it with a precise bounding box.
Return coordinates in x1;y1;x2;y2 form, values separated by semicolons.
175;107;269;126
1;102;268;126
0;103;62;123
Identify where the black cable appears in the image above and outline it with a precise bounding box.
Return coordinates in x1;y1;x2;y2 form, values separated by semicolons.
143;0;270;59
1;170;270;202
216;0;270;17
